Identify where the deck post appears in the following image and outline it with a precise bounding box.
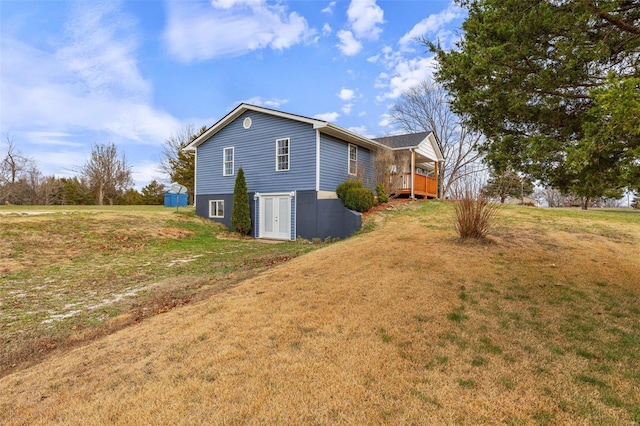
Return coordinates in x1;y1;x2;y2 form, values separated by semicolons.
410;149;415;199
434;160;439;199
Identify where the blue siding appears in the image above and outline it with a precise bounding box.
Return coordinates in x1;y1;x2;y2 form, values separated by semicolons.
319;134;375;191
196;111;316;195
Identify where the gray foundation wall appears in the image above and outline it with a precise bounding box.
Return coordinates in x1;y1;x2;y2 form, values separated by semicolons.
296;190;361;240
196;190;360;240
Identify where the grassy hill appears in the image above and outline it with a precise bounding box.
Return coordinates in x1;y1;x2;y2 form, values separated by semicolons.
1;202;638;424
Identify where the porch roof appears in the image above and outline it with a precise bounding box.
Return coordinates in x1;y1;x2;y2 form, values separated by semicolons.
372;131;432;148
373;131;444;163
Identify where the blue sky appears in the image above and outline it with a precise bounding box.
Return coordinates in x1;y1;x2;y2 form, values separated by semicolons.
0;0;465;189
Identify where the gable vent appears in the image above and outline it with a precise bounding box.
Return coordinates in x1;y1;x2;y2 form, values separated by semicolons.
243;117;252;129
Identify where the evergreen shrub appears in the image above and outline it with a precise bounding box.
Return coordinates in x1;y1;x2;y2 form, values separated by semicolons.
336;180;363;201
231;167;252;235
376;183;389;204
344;186;375;212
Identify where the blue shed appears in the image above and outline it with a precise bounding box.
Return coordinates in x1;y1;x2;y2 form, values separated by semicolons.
164;192;188;207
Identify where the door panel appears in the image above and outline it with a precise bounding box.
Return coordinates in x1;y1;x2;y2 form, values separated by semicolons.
260;195;291;240
278;197;289;234
264;198;274;233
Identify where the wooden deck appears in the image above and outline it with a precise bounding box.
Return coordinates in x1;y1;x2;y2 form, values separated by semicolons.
393;173;438;199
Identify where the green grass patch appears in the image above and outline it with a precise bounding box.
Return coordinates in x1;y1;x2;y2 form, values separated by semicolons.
457;378;476;389
447;306;468;323
378;327;392;343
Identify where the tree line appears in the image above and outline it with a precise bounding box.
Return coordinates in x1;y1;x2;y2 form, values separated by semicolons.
1;135;175;206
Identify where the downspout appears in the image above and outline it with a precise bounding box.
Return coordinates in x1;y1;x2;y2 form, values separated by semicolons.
410;148;415;199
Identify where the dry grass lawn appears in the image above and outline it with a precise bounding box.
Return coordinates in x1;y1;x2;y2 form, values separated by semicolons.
1;202;639;424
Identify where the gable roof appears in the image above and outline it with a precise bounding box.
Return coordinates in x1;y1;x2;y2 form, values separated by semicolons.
184;103;387;152
373;131;444;162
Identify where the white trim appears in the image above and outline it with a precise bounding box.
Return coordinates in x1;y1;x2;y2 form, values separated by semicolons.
256;192;295;241
348;143;358;176
315;129;320;192
184;103;389;152
410;148;415;199
275;138;290;172
317;190;338;199
208;200;224;218
193;150;197;207
223;146;234;176
293;191;297;240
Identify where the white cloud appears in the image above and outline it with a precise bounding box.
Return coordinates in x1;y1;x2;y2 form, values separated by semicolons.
1;3;180;141
399;3;463;51
0;2;183;179
134;159;168;189
211;0;264;9
341;103;353;115
337;88;355;101
375;56;437;101
35;149;88;177
321;2;336;14
378;114;392;128
322;23;332;36
164;1;315;62
336;30;362;56
348;125;368;136
346;0;384;40
335;0;384;57
314;112;340;122
57;1;150;100
366;54;379;63
24;131;83;148
241;97;288;108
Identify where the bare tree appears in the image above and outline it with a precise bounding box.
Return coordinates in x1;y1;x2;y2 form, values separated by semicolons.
159;124;206;204
77;142;132;205
372;149;411;197
1;133;40;204
389;80;484;198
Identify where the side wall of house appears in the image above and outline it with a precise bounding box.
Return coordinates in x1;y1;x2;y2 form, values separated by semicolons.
195;193;255;232
319;134;375;192
293;190;362;240
197;190;361;240
196;110;317;196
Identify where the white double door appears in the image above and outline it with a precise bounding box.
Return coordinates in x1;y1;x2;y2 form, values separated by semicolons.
260;194;291;240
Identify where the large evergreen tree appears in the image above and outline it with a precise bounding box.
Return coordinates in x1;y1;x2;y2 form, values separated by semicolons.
431;0;640;208
231;167;251;235
482;169;534;204
141;180;166;205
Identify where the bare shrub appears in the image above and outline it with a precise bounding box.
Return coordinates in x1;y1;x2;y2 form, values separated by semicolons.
372;149;412;197
454;190;499;240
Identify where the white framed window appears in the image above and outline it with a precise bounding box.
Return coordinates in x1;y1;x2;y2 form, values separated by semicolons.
276;138;290;171
209;200;224;218
223;147;234;176
348;144;358;176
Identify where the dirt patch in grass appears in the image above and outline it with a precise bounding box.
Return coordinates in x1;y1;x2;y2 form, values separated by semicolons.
1;203;639;424
0;207;319;376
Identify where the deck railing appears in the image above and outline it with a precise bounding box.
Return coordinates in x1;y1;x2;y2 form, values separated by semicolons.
398;173;438;198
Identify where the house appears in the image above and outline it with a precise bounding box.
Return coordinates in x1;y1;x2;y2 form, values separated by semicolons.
373;132;443;199
184;103;443;241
